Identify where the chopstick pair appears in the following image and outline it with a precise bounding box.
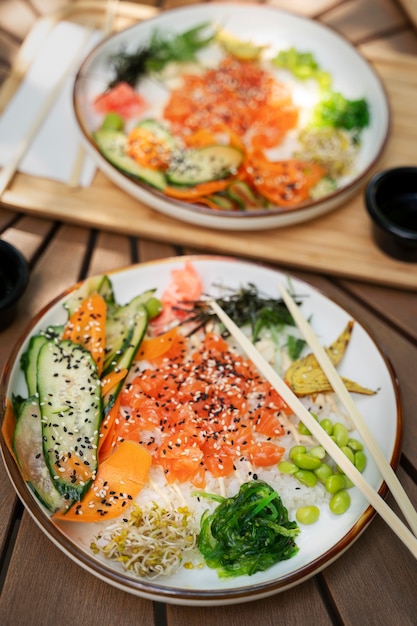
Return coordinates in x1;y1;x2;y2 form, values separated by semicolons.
209;291;417;560
0;27;92;200
68;0;120;188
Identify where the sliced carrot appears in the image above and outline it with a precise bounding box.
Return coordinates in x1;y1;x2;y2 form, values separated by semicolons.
134;326;179;362
126;126;172;170
100;368;128;397
52;451;93;484
246;155;325;207
53;440;151;523
98;395;122;462
164;178;233;200
1;399;17;461
62;293;107;376
183;129;219;148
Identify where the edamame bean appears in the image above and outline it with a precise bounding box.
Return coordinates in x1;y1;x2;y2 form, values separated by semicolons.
344;476;354;489
292;452;322;471
298;413;318;436
325;473;346;494
319;418;333;435
145;297;163;319
298;421;312;436
340;445;355;464
102;112;124;131
309;445;326;459
348;438;363;452
289;445;306;460
333;423;349;447
314;462;333;484
278;461;298;474
294;469;318;488
296;505;320;525
329;489;351;515
354;450;367;473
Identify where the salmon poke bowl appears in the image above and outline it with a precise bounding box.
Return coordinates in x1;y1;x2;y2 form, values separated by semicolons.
0;256;401;605
72;3;390;230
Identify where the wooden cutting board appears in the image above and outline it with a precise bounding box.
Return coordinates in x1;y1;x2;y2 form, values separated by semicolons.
1;1;417;291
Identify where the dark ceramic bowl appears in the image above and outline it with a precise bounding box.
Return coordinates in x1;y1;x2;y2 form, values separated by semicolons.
0;240;29;331
365;167;417;262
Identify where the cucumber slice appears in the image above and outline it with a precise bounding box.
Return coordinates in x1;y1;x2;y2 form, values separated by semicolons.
13;396;70;513
20;326;64;396
102;301;148;414
167;145;243;186
64;274;115;317
103;291;151;376
206;194;240;210
226;180;266;210
38;339;102;501
93;129;167;191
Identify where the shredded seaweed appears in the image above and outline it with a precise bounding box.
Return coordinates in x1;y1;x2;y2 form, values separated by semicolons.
107;22;215;88
174;283;306;359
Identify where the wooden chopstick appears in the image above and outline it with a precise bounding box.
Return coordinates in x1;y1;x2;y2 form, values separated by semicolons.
68;0;120;188
278;283;417;537
209;299;417;559
0;29;92;199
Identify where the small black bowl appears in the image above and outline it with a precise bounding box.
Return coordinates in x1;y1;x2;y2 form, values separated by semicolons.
0;240;29;331
365;166;417;262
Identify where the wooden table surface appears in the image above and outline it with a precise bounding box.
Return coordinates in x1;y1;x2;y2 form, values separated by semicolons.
1;1;417;625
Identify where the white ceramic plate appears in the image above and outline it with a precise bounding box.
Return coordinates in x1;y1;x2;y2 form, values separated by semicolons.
1;256;401;606
73;3;390;231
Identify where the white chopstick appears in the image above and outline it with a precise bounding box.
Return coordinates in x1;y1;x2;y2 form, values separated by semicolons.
68;0;120;188
209;299;417;559
278;283;417;537
0;29;92;199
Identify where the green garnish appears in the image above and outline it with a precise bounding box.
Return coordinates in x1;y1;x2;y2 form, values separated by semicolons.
272;47;369;135
108;22;215;88
272;47;331;89
197;480;299;578
287;334;306;361
175;283;304;343
312;91;370;132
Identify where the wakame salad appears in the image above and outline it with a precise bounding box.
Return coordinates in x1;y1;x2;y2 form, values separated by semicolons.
89;22;371;214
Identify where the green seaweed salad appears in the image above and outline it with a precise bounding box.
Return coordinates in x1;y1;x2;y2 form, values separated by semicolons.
197;481;300;578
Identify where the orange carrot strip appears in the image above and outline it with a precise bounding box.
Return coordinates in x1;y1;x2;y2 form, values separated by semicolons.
183;129;218;148
53;440;152;523
62;293;107;376
100;368;128;397
127;127;172;170
98;395;122;462
164;178;233;200
1;399;17;462
53;451;93;484
134;326;179;362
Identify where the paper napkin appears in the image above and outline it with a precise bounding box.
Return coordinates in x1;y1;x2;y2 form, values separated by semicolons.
0;21;102;187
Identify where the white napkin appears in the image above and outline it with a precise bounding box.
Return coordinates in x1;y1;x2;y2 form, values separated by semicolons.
0;21;102;187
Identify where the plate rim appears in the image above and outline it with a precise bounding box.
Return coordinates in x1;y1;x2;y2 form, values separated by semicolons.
0;254;403;605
